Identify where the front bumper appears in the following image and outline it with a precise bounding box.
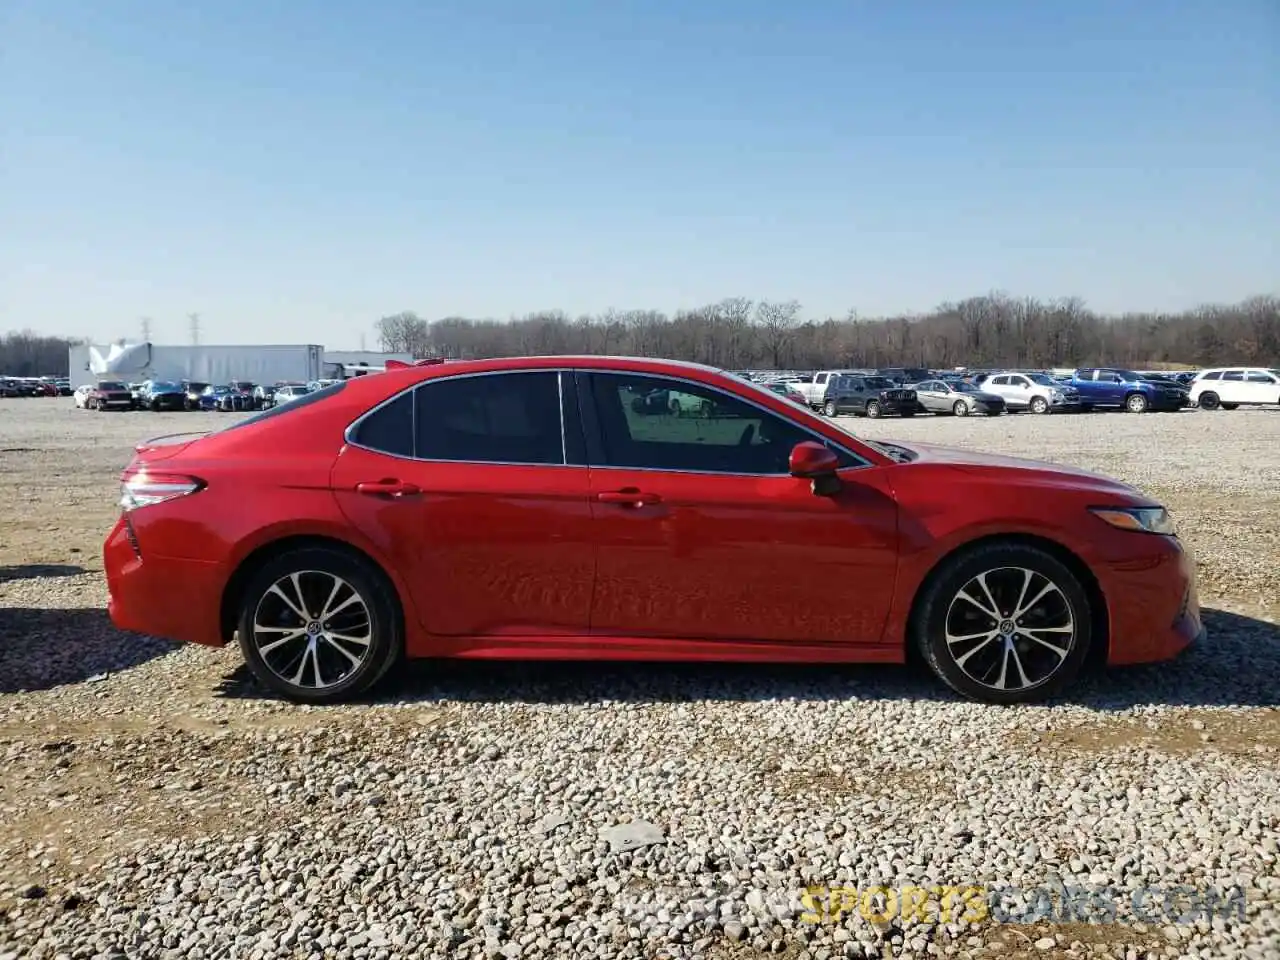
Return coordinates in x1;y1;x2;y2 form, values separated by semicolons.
1104;538;1204;665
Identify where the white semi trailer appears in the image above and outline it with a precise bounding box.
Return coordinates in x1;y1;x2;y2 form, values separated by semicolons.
68;342;326;389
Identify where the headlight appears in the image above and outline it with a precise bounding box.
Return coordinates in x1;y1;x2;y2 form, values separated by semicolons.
1090;506;1177;535
1051;390;1064;401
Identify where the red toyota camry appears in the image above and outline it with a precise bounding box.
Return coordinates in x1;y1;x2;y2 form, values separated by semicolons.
103;357;1203;705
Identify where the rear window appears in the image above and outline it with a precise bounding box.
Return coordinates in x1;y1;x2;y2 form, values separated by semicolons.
215;379;348;433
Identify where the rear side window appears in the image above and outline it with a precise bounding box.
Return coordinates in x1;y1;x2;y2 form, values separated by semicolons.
350;390;414;457
415;371;564;464
218;379;348;434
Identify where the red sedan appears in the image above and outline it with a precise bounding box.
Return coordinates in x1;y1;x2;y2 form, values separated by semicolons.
104;357;1203;705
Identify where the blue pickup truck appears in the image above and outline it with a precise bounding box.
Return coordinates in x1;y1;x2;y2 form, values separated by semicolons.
1069;368;1191;413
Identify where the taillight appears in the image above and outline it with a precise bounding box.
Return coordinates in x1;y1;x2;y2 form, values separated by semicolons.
119;472;205;511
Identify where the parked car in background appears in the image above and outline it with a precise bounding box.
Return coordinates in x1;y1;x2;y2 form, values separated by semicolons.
0;378;21;397
182;381;210;410
792;370;865;410
823;374;917;418
976;371;1081;414
88;380;135;410
127;382;147;406
876;367;933;386
1069;368;1190;413
104;355;1202;707
198;384;239;411
229;381;260;410
761;380;809;406
140;379;187;411
912;378;1007;416
1189;368;1280;410
254;384;278;409
73;384;95;407
272;383;314;406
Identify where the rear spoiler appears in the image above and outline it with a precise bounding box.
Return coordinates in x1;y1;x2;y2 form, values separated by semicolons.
385;358;448;370
135;431;210;453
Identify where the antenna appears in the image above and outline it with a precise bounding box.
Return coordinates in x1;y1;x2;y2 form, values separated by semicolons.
140;316;152;343
188;312;201;346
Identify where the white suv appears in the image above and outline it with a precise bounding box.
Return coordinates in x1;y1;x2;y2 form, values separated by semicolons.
975;371;1079;414
1190;367;1280;410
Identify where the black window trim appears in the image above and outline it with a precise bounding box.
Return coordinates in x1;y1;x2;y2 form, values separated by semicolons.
342;365;873;474
343;368;576;467
575;369;871;477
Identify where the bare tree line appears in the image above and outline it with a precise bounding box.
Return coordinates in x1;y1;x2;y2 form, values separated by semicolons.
4;293;1276;377
376;293;1279;370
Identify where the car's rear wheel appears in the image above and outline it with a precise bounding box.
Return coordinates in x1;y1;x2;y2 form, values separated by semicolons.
912;542;1092;704
866;400;882;418
953;400;969;417
1125;393;1148;413
1029;396;1049;415
1198;391;1220;410
823;399;838;418
236;547;402;704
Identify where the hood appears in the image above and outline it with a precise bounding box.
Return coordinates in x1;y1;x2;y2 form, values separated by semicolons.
883;440;1148;497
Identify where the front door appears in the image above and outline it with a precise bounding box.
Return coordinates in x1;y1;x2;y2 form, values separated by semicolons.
579;371;900;647
330;370;596;645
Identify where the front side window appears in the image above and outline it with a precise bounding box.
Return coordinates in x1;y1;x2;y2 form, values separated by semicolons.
992;376;1009;385
1201;371;1221;380
415;371;563;465
589;372;853;475
1246;371;1275;383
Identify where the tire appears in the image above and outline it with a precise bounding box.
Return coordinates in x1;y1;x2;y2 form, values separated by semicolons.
953;400;970;417
1125;393;1148;414
1029;396;1050;415
1220;403;1238;411
236;546;402;704
823;399;838;418
866;400;882;419
1079;404;1093;414
150;400;160;411
912;542;1093;704
1198;391;1220;410
901;410;915;418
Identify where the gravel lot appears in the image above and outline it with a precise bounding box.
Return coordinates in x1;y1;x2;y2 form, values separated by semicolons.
1;399;1277;960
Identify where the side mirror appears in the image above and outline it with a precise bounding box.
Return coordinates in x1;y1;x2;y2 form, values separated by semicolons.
789;441;842;495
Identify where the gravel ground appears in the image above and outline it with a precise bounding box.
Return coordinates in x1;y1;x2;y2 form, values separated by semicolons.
1;399;1277;960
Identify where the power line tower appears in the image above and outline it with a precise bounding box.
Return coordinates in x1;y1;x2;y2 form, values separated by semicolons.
140;316;152;343
188;312;201;346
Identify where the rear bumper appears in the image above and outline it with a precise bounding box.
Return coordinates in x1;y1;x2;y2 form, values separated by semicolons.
104;517;226;647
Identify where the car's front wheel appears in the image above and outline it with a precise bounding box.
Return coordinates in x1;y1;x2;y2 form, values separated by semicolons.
953;400;970;417
866;400;882;418
1126;393;1149;413
912;542;1092;704
1030;396;1050;414
824;399;838;418
236;546;402;704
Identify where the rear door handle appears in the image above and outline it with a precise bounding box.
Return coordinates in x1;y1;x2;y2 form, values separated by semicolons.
596;488;661;507
355;479;421;498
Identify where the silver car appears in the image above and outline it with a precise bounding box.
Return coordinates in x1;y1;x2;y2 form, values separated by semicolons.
912;379;1007;416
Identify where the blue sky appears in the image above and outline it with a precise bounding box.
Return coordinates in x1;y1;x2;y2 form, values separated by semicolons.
2;0;1276;347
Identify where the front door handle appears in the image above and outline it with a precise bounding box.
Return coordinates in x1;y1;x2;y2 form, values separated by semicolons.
596;488;661;507
355;479;421;498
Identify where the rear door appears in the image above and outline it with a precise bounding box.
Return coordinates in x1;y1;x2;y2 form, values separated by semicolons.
1218;370;1246;404
330;369;596;642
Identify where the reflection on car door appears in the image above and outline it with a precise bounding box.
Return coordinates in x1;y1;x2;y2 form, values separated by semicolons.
330;370;596;644
579;371;900;648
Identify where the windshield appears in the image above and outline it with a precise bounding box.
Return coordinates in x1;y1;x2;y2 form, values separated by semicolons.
151;380;179;390
187;382;208;391
1027;373;1057;386
864;376;893;389
98;381;125;390
953;381;980;393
